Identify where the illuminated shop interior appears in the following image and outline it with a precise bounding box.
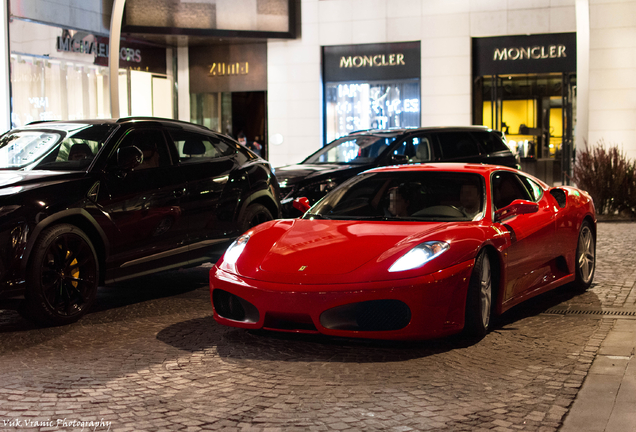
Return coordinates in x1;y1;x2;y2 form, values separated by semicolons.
474;73;576;184
325;80;420;143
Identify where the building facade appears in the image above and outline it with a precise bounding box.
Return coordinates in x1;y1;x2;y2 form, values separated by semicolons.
267;0;636;186
2;0;634;186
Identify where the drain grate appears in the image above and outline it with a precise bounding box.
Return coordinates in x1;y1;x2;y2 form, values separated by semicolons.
543;308;636;318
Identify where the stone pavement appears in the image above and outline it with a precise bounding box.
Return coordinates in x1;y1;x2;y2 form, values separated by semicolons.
0;222;633;432
559;222;636;432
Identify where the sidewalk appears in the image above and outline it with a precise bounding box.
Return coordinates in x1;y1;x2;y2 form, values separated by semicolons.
561;318;636;432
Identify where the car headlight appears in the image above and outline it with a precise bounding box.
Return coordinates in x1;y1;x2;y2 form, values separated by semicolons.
388;241;449;272
224;234;250;265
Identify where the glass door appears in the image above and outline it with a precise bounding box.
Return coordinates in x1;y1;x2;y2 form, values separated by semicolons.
474;73;575;185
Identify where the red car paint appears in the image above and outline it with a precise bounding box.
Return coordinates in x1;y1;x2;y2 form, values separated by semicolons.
210;164;596;340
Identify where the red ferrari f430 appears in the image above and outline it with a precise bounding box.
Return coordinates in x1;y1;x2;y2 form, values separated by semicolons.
210;164;596;340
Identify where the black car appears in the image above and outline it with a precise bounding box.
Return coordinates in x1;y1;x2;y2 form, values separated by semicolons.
276;126;519;217
0;117;280;325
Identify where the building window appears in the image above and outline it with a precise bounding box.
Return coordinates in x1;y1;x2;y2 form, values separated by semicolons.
325;80;420;143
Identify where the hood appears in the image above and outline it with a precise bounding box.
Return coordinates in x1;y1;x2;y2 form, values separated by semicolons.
0;170;80;194
225;219;484;285
275;164;360;187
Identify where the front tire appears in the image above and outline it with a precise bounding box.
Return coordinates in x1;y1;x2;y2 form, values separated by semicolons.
574;221;595;290
239;203;273;232
463;251;493;338
24;224;99;326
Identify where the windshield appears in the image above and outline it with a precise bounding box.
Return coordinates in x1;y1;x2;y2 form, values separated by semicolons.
304;135;398;164
0;124;114;170
306;171;486;222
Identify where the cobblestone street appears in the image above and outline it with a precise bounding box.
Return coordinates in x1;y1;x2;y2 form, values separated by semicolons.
0;222;634;432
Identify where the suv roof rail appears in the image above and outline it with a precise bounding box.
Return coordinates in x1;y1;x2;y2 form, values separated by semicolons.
116;116;211;131
26;120;56;126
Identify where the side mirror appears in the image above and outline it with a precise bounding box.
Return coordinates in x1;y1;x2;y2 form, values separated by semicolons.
495;199;539;222
117;146;143;171
292;197;311;214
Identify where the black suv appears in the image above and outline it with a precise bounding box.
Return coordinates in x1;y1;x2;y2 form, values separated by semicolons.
276;126;519;217
0;118;280;325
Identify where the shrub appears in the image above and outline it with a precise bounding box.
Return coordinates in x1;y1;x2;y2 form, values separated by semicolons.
572;140;636;216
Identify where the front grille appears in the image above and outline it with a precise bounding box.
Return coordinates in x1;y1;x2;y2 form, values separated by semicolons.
320;300;411;331
213;289;260;323
263;312;317;331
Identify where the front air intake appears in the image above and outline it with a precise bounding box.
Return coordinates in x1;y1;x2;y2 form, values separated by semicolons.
320;300;411;331
213;289;259;323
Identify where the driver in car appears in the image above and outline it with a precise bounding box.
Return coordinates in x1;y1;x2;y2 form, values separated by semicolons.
458;183;482;220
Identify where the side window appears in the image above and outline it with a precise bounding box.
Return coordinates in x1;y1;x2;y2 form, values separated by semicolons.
393;136;431;163
437;132;481;159
114;129;172;170
472;131;509;153
492;171;532;210
517;175;544;202
169;131;236;162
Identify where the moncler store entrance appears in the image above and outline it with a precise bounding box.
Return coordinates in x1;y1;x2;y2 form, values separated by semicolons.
472;33;576;185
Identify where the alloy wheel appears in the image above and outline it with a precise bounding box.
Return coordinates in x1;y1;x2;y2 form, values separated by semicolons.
577;225;595;285
39;233;98;318
479;255;492;329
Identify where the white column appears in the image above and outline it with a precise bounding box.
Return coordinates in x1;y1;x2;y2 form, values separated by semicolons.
575;0;590;151
0;0;11;132
177;46;190;122
109;0;126;118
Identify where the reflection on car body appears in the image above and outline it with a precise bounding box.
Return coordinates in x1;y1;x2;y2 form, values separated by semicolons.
210;163;596;341
0;117;280;325
275;126;520;217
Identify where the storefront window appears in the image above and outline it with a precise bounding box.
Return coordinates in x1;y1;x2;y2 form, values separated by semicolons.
325;80;420;143
10;55;111;128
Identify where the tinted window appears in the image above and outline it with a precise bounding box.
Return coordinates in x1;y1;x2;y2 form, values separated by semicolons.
492;171;532;210
393;136;431;163
169;131;236;161
437;132;480;159
518;175;544;201
472;131;509;153
114;129;172;170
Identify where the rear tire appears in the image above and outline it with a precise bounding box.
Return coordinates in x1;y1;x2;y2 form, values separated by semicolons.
463;251;493;339
24;224;99;326
574;220;595;290
239;203;273;232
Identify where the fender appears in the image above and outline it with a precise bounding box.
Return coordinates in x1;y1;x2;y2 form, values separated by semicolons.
236;188;281;223
20;208;110;274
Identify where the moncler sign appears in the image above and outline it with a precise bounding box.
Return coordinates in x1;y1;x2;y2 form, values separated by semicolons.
493;45;567;61
339;53;406;68
472;33;576;76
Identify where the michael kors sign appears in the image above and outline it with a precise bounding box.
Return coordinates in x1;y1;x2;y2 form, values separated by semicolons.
56;34;142;63
473;33;576;76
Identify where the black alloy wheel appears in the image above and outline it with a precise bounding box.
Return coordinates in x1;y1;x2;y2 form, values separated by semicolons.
239;203;274;232
25;224;99;326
